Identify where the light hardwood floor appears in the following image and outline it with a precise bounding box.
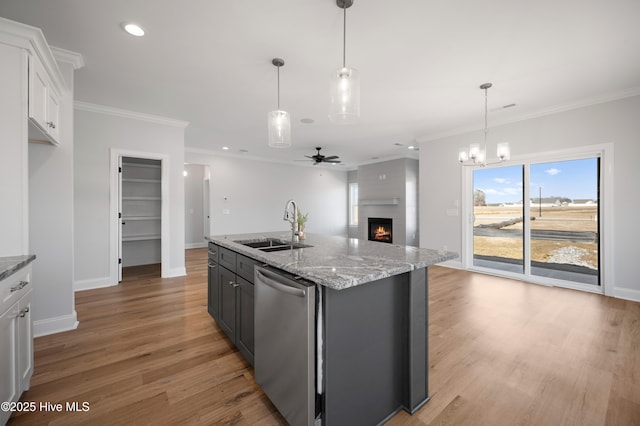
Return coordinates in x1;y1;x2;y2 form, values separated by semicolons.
9;249;640;425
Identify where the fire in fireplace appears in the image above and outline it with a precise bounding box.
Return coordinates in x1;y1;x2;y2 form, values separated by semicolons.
368;218;392;244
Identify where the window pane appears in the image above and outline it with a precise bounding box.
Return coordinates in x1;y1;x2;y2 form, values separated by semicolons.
349;183;358;226
473;165;524;273
529;158;599;285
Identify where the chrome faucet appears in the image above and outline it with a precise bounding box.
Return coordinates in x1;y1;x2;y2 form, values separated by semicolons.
283;199;299;243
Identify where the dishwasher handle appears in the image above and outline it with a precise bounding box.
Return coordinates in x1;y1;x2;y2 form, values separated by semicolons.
256;268;306;298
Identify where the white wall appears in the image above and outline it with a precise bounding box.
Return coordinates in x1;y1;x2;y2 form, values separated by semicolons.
184;163;207;248
74;107;186;290
29;60;77;336
419;95;640;301
185;151;348;237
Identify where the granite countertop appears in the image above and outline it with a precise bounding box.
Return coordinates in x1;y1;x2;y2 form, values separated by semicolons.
208;232;457;290
0;255;36;281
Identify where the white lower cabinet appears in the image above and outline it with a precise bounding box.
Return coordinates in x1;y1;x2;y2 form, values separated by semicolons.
0;265;33;426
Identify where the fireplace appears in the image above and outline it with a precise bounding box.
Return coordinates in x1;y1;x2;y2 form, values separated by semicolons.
368;218;393;244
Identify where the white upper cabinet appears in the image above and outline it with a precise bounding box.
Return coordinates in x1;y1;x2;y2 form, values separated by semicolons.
28;54;61;145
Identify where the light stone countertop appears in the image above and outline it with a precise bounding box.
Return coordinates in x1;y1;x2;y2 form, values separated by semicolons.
207;232;457;290
0;255;36;281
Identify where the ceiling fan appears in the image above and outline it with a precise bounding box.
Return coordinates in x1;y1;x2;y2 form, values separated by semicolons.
304;147;341;165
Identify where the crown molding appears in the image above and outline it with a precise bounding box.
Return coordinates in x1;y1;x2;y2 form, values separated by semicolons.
419;86;640;143
74;101;190;128
50;46;84;69
0;16;67;92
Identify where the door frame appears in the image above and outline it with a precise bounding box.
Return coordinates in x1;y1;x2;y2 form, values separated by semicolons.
110;148;170;283
461;143;614;296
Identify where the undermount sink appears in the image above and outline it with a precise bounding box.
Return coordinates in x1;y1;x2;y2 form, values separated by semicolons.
234;238;312;252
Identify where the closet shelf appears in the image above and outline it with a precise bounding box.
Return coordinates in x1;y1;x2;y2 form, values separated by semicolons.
122;196;161;201
122;216;161;221
122;234;161;242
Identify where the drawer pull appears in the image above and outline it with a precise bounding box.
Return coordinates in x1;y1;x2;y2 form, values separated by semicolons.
208;263;217;268
208;250;217;256
10;281;29;292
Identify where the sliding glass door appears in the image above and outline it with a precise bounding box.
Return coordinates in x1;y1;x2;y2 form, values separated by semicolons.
529;158;599;285
469;156;600;287
472;165;524;273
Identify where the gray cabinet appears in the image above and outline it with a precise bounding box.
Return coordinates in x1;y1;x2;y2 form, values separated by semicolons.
207;243;258;366
207;244;219;321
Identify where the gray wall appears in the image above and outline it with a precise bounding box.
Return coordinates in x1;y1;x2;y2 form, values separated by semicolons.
29;60;76;336
419;95;640;301
74;107;186;289
184;163;207;248
185;151;348;237
358;158;419;246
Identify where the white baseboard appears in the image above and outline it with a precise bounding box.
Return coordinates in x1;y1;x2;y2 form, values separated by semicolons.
34;311;79;337
438;259;463;270
614;286;640;303
163;267;186;278
185;242;207;249
74;276;116;292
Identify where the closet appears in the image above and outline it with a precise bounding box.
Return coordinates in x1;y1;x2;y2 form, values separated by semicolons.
120;157;162;270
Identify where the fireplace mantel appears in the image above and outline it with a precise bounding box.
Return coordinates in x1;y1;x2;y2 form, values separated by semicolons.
359;198;400;206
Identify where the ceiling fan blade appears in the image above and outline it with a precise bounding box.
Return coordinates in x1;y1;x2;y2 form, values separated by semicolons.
326;159;341;163
323;156;339;160
304;155;315;159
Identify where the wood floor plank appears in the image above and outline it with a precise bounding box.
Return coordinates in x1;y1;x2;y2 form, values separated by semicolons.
9;249;640;425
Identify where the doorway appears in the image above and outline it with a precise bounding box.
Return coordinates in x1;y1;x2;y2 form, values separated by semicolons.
119;157;162;280
110;149;169;283
467;152;605;292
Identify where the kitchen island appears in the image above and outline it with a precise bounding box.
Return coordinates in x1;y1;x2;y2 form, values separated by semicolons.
207;232;456;426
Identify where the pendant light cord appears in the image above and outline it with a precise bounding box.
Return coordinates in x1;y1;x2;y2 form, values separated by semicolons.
483;86;488;147
342;4;347;68
277;65;281;110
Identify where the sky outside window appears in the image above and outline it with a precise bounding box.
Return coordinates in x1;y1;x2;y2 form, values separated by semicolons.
474;158;598;205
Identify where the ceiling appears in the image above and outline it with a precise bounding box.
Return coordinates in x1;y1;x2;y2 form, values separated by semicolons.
1;0;639;168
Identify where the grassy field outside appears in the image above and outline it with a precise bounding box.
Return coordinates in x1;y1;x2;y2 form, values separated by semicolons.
473;205;598;270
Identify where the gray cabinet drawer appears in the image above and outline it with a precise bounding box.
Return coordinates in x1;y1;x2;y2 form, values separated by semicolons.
237;255;259;283
207;243;218;263
218;247;236;272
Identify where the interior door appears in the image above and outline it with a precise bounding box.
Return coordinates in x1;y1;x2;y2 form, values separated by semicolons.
117;155;123;282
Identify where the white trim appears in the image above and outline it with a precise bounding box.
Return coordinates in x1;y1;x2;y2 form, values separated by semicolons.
185;242;207;249
74;276;116;292
110;149;172;284
420;88;640;143
461;143;614;296
75;101;190;128
50;46;84;69
33;311;78;337
163;267;187;278
0;17;67;93
613;287;640;303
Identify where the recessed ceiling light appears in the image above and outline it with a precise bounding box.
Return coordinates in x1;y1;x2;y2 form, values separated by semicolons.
393;142;403;146
300;118;315;124
121;23;145;37
239;149;249;153
222;146;229;150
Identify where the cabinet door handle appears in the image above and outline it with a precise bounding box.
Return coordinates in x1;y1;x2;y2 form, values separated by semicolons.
47;121;56;129
11;281;29;292
229;281;239;288
18;307;30;318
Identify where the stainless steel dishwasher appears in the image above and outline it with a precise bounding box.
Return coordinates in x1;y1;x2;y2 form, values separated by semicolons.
254;266;316;426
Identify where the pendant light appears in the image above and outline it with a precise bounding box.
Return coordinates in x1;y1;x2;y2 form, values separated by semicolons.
329;0;360;123
268;58;291;148
458;83;511;166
